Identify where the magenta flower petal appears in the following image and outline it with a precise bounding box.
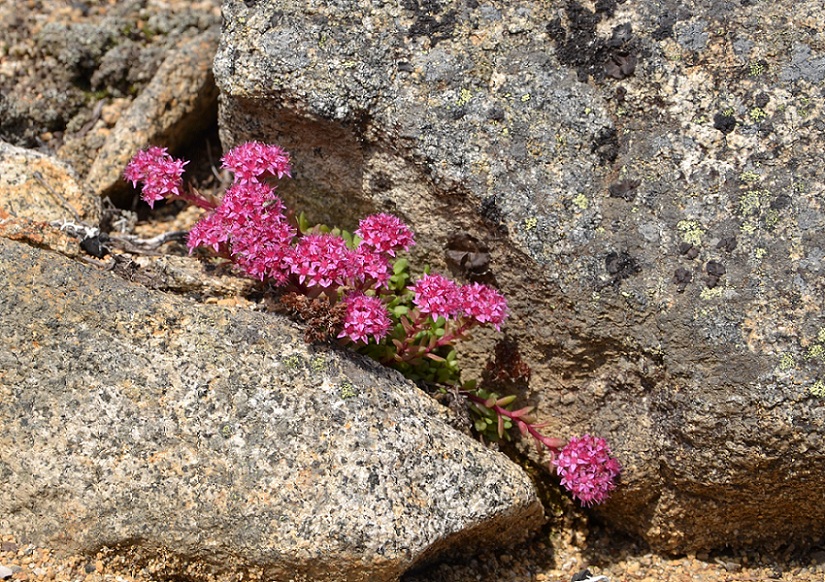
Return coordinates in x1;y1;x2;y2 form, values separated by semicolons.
338;293;392;343
408;273;462;321
356;213;415;257
553;434;621;507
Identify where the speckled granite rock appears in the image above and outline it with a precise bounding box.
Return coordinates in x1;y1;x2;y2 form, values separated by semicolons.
0;238;543;581
0;141;100;223
214;0;825;552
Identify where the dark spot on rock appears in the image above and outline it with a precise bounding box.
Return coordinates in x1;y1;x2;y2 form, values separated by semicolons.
404;0;457;47
605;52;637;79
706;260;726;277
451;107;466;120
716;236;737;252
679;242;700;259
673;267;692;292
397;61;414;73
652;12;679;40
605;250;641;282
592;127;619;164
487;105;505;121
445;233;491;280
572;568;595;582
614;86;627;103
547;1;637;84
371;172;393;192
771;193;791;210
713;112;737;134
705;274;721;288
608;178;640;200
594;0;618;16
754;92;770;108
80;233;109;259
480;195;507;233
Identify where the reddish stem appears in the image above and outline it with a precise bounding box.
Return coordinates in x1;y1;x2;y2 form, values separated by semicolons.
461;391;566;452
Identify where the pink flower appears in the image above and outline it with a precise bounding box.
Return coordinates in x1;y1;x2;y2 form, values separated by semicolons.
356;213;415;257
553;434;621;507
409;273;462;321
123;146;188;208
459;282;509;330
285;233;355;289
221;141;291;184
338;293;392;344
187;212;229;253
186;181;295;282
352;248;391;289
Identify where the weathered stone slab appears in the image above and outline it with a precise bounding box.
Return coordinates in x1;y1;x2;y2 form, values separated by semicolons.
0;238;543;581
213;0;825;551
0;140;100;224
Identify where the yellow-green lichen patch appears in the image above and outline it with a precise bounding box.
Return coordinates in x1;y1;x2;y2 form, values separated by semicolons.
523;216;538;231
456;88;472;107
778;353;795;371
749;61;767;77
699;286;726;300
806;344;825;361
572;193;589;210
739;170;761;183
338;381;358;399
810;380;825;398
310;355;327;373
677;220;704;245
739;189;770;216
749;107;767;122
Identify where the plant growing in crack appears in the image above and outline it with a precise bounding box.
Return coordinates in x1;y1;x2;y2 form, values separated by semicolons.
124;141;621;507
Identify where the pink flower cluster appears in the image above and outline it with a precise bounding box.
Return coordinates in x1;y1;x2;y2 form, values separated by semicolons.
339;294;392;344
187;180;296;283
123;146;188;208
409;273;508;330
356;213;415;257
220;141;291;183
553;434;621;507
124;142;509;348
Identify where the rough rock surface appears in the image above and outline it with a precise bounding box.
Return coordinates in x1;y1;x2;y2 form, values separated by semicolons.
0;237;543;581
0;141;100;223
214;0;825;552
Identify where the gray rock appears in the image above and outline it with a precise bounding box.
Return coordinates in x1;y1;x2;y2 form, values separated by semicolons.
214;0;825;552
0;238;543;581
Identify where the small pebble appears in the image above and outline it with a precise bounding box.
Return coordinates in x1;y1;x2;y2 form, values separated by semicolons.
0;565;12;580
